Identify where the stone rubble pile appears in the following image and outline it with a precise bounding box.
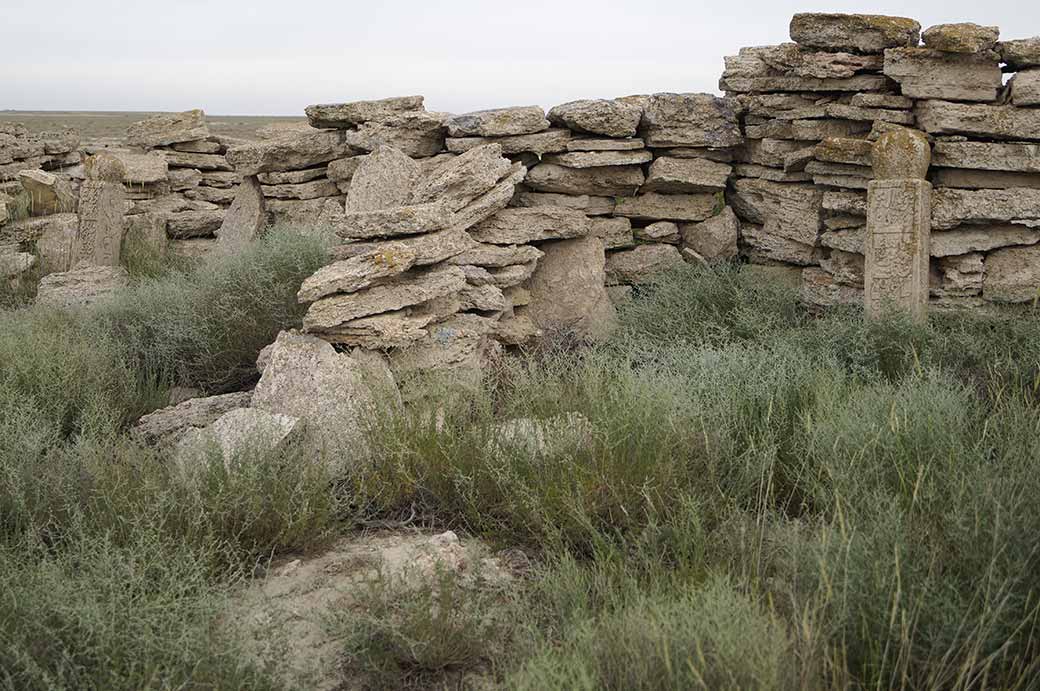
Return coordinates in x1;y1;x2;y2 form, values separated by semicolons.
0;123;81;287
119;109;242;259
721;14;1040;308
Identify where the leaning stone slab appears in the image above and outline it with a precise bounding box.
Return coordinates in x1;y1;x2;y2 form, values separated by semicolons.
541;150;652;169
132;391;254;446
18;169;76;215
410;143;511;211
789;13;921;53
325;201;453;240
469;207;590;245
547;99;642;138
127;109;209;148
523;236;616;341
251;331;381;450
932;188;1040;230
605;244;684;285
448;243;544;268
525;163;643;196
304;265;466;330
680;206;739;261
984;245;1040;302
445;106;549;137
298;245;418;302
332;228;474;266
614;193;719;222
257;166;327;185
217;176;265;248
999;37;1040;71
883;48;1001;102
642;157;731;193
639;93;743;149
445;129;571;156
345;145;421;213
35;265;129;308
922;23;999;54
447;163;526;232
312;303;448;349
305;96;425;128
914;101;1040;141
227;129;363;176
175;408;300;469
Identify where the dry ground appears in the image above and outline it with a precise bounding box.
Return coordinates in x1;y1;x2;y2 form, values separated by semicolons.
0;110;307;148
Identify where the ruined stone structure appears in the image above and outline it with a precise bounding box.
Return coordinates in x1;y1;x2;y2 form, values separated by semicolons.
3;12;1040;325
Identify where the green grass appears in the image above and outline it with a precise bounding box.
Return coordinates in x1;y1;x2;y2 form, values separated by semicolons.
2;248;1040;690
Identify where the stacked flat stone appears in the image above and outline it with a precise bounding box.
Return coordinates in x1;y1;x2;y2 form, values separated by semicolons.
123;110;240;259
288;111;545;383
720;13;921;307
0;123;81;286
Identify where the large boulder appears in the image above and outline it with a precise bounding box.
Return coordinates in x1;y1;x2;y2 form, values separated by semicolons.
522;236;616;341
251;331;388;450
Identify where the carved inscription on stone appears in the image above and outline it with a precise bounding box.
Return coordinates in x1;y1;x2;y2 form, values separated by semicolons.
73;180;126;267
864;179;930;321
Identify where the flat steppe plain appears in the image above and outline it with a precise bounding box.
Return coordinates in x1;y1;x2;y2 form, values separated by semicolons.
0;110;307;146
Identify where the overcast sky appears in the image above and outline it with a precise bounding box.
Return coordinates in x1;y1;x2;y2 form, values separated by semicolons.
3;0;1037;116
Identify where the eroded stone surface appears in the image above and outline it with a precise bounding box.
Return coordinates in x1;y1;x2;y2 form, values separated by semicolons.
680;206;740;261
35;265;129;308
547;99;642;138
606;244;684;284
445;107;549;138
127;109;209;148
789;13;921;53
985;245;1040;302
305;96;425;128
922;23;999;54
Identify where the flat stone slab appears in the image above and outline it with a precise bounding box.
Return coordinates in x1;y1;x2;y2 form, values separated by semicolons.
605;244;684;285
132;391;254;446
789;13;921;53
445;106;549;138
127;109;209;148
999;37;1040;71
445;129;571;156
932;188;1040;230
931;226;1040;257
298;245;418;302
468;207;590;245
984;245;1040;302
345;145;421;213
523;236;616;342
883;48;1002;102
226;129;363;176
547;99;642;138
922;23;999;54
305;96;425;128
642;157;732;193
541;149;652;168
524;163;644;197
640;93;743;149
35;265;129;308
914;101;1040;141
614;193;720;222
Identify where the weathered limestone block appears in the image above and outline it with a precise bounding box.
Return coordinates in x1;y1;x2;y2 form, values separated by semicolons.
39;129;79;155
304;265;466;330
333;228;475;267
613;193;719;222
720;73;889;94
871;128;931;180
883;48;1002;102
305;96;425;128
789;13;921;53
127;109;209;148
200;171;240;188
131;391;253;446
984;245;1040;302
326;156;365;186
819;248;864;286
824;104;914;125
185;187;236;205
163;151;232;172
931;169;1040;190
445;106;549;137
931;226;1040;257
606;244;683;284
167;210;224;238
642;157;731;193
932;188;1040;230
729;178;823;246
635;221;680;244
999;37;1040;71
251;331;381;449
105;151;170;186
446;162;526;231
639;93;743;148
0;251;34;280
468;207;590;245
566;137;646;152
410;143;511;211
722;43;884;81
18;170;75;215
35;265;129;308
226;129;362;176
298;246;418;302
492;314;542;346
1011;69;1040;107
73;179;126;267
345;145;421;213
265;198;334;228
851;93;914;109
814;138;873;167
513;191;615;216
525;163;643;196
541;150;652;168
35;213;79;273
547;99;642;138
865;172;931;320
914;101;1040;141
745;119;871;141
820;227;865;254
922;23;999;54
931;253;984;297
802;267;863;307
743;138;817;168
257;166;327;185
388;314;501;388
172;139;222;154
175;408;300;468
590;217;636;250
741;223;817;265
355;111;447;158
445;129;572;156
488;262;537;288
448;243;544;268
168;168;202;191
459;283;509;313
522;236;616;341
313;303;447;349
325;202;453;240
680;206;739;261
260;178;339;200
